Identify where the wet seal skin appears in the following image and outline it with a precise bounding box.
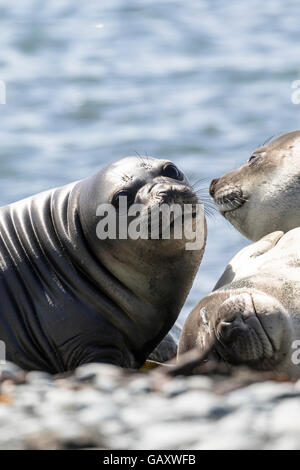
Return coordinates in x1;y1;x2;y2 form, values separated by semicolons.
210;130;300;241
178;230;300;378
0;156;206;373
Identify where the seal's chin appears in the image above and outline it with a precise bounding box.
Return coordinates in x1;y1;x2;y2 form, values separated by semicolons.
214;190;247;217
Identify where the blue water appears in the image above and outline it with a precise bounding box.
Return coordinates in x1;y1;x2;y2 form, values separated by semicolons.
1;0;300;324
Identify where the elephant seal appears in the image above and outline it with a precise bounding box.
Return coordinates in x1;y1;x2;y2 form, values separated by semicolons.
209;130;300;241
178;229;300;377
0;156;206;373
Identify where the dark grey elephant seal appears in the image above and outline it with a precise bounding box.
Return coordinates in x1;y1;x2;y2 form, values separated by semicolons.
209;130;300;241
179;230;300;377
0;156;206;373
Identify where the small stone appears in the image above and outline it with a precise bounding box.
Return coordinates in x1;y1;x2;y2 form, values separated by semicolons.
0;362;26;384
270;399;300;435
132;421;206;450
161;378;188;397
26;371;53;385
227;381;299;408
112;388;131;406
74;363;123;391
127;377;152;394
171;390;230;420
185;375;213;391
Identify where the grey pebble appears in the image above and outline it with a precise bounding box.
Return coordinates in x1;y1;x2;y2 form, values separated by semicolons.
161;378;188;397
25;371;53;385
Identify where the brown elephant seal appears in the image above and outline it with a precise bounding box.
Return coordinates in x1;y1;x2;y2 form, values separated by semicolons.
0;156;206;373
178;230;300;377
209;130;300;241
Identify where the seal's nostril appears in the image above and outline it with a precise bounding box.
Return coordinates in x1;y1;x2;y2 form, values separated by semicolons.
218;319;244;342
209;178;219;197
157;190;168;197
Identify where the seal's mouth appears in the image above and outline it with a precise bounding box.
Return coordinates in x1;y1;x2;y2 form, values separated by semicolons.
214;190;247;215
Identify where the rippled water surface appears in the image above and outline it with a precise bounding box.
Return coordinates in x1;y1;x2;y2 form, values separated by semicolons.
1;0;300;324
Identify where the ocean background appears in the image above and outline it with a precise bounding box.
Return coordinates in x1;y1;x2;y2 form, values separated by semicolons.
1;0;300;326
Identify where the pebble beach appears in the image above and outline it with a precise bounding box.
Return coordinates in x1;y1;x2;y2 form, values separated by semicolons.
0;362;299;450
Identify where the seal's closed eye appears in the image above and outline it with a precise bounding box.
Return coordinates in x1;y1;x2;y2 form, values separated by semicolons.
248;153;261;163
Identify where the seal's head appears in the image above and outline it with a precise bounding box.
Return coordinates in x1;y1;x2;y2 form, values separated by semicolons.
76;156;206;367
80;156;203;252
209;130;300;241
0;155;206;374
181;289;292;372
178;230;300;377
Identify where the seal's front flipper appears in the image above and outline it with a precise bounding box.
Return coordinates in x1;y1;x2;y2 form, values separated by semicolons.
147;324;180;364
247;231;284;258
213;231;284;291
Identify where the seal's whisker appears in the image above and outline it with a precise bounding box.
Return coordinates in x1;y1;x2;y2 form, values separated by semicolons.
224;197;236;209
261;135;276;147
192;183;210;191
232;198;243;208
204;207;218;220
194;193;214;203
134;151;153;169
193;188;210;196
134;151;145;165
110;169;133;183
189;176;211;185
203;201;218;212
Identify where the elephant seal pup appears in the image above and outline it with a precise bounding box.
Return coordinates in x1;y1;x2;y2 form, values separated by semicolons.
178;229;300;377
209;130;300;241
0;156;206;373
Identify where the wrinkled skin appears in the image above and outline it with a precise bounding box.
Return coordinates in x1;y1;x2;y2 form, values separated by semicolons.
0;156;206;373
179;229;300;378
209;130;300;241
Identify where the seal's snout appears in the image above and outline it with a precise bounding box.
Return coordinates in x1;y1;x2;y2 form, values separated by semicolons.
209;174;247;214
217;316;246;343
215;297;249;344
212;186;246;214
212;292;280;365
153;184;198;206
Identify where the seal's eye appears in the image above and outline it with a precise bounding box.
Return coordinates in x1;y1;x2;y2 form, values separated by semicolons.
112;190;135;209
162;163;184;180
248;154;260;163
